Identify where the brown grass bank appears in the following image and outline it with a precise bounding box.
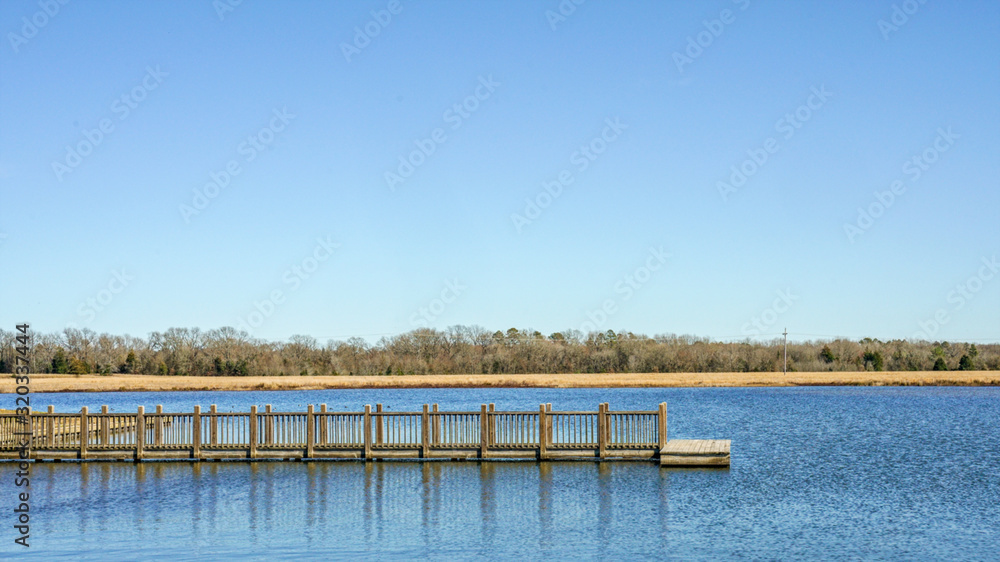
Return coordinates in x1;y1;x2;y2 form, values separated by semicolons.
1;371;998;393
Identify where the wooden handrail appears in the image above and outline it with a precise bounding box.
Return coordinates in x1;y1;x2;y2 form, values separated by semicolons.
0;403;671;463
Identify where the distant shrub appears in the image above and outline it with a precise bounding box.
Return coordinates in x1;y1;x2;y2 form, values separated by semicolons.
52;349;70;374
958;355;974;371
819;345;836;364
863;350;884;371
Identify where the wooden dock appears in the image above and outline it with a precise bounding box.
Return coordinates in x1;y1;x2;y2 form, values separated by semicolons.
660;439;731;467
0;403;730;466
1;406;167;445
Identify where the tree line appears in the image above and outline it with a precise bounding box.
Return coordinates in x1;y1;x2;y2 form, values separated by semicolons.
0;326;996;377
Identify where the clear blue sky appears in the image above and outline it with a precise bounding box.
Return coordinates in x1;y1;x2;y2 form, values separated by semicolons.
1;0;998;344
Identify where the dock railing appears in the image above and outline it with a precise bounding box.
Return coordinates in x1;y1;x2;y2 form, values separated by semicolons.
0;403;668;462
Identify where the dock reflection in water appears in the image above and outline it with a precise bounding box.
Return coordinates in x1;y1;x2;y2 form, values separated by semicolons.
16;460;700;559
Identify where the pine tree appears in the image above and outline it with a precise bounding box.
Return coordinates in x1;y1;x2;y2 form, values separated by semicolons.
958;355;974;371
51;349;70;374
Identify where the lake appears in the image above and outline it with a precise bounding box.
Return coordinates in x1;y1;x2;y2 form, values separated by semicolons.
2;387;998;559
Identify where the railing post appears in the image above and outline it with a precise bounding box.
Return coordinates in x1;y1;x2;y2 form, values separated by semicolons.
306;405;315;459
192;406;201;459
210;404;218;446
604;402;611;450
155;405;163;446
100;405;109;446
80;406;88;460
249;405;258;459
24;408;32;458
46;405;54;448
319;404;327;445
421;404;430;458
488;403;495;447
546;403;553;445
136;406;145;462
432;403;440;446
265;404;273;445
538;404;548;460
658;402;667;451
480;404;489;459
597;403;606;459
375;404;383;446
363;405;372;460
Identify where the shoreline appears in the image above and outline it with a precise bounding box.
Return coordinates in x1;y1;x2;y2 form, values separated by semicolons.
1;371;998;393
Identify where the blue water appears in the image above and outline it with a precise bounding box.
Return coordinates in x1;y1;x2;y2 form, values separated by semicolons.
1;387;998;559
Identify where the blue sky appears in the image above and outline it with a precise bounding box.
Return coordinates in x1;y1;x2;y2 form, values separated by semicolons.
1;0;997;344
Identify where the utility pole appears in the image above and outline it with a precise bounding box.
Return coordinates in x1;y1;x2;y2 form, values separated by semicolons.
783;328;788;375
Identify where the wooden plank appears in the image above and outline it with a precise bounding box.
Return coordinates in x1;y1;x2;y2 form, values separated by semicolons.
660;454;730;467
265;404;273;445
662;439;732;454
79;407;88;460
154;405;163;446
364;405;373;460
480;404;488;458
420;404;429;458
318;404;327;445
432;404;440;446
538;404;548;460
488;404;495;447
657;403;667;450
597;403;607;458
100;405;109;445
660;439;730;467
192;406;201;459
249;405;257;459
306;405;315;458
210;404;218;445
135;406;144;461
46;405;54;447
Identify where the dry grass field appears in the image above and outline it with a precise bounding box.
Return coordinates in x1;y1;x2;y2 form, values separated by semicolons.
1;371;997;393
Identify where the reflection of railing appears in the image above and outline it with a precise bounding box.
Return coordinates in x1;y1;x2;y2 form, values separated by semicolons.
0;402;668;462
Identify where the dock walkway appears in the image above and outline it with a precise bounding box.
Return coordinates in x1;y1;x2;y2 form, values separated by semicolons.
660;439;731;466
1;403;729;466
